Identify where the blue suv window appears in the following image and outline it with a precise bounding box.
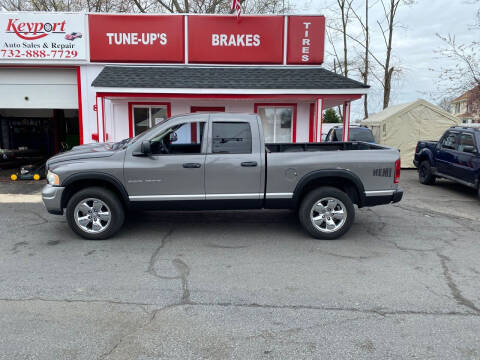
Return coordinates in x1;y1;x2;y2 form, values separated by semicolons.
440;132;459;150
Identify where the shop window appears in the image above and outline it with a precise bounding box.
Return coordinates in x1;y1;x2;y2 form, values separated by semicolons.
256;105;294;143
212;122;252;154
132;105;168;136
150;122;205;155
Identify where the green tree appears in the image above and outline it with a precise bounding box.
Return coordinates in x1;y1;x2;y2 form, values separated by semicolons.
323;108;342;123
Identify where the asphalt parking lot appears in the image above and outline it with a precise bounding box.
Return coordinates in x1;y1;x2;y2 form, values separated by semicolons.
0;169;479;360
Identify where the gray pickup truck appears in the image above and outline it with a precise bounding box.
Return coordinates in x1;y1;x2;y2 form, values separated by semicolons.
42;113;403;240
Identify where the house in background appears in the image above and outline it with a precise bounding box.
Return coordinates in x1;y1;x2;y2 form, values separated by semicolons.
361;99;460;168
450;86;480;124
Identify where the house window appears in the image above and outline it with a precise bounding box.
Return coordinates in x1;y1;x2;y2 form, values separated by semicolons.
256;105;295;143
131;104;169;136
455;103;460;114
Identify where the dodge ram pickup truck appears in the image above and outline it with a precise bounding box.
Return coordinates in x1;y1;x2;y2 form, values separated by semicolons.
42;113;403;240
414;125;480;199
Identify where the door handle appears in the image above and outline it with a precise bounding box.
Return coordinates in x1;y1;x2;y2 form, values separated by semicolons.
183;163;201;168
241;161;258;167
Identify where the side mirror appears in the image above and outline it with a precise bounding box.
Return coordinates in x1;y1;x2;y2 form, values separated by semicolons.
169;132;178;143
463;145;476;154
140;140;151;154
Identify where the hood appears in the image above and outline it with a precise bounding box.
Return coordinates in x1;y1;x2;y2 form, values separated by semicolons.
47;142;117;167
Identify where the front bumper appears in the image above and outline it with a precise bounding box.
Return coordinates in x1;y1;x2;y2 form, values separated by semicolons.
42;184;65;215
363;188;404;207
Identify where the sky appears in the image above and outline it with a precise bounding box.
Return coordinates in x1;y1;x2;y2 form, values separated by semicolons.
291;0;479;120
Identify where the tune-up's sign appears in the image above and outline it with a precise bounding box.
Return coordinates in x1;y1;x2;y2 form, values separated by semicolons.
88;15;184;63
0;13;86;60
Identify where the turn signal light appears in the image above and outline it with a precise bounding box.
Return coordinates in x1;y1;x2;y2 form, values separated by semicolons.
47;171;60;186
394;158;401;184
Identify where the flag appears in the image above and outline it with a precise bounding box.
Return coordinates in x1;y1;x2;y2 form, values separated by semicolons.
232;0;242;19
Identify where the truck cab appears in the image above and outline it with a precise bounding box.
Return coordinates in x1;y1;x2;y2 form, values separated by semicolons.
414;126;480;197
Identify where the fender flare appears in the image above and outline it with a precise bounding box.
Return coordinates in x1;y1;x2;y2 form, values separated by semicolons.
292;169;366;207
417;148;434;165
61;172;130;207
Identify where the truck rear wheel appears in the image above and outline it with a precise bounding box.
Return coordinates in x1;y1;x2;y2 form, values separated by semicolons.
418;160;436;185
66;187;125;240
299;187;355;240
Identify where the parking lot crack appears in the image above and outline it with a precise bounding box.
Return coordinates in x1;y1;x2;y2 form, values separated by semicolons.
147;228;174;279
437;252;480;314
172;258;191;304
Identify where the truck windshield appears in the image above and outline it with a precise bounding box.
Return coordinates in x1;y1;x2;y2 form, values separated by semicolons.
336;128;375;143
129;118;170;144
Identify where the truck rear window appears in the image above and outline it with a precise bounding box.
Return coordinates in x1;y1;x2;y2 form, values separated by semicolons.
212;122;252;154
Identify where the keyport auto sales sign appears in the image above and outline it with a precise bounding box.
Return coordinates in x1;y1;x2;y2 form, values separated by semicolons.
0;12;86;61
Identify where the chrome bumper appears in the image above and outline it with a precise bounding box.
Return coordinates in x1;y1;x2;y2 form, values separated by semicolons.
42;184;65;215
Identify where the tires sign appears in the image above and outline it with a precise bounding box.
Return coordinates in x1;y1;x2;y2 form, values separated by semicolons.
0;13;87;61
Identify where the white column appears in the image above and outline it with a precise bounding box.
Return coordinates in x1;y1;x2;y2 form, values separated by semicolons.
315;98;324;142
342;101;351;141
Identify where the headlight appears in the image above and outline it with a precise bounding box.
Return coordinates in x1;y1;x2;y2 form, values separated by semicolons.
47;171;60;186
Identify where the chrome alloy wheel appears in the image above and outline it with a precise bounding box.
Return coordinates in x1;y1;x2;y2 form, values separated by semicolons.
74;198;111;234
310;197;347;233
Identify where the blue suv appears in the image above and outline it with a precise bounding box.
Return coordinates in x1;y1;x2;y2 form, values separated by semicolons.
414;126;480;199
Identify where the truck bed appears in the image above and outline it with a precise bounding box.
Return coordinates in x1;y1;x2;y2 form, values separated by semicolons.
266;142;387;153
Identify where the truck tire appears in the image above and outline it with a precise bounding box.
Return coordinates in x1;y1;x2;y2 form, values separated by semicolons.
299;187;355;240
66;187;125;240
418;160;436;185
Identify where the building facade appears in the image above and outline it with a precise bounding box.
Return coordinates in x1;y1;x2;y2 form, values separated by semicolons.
0;12;368;165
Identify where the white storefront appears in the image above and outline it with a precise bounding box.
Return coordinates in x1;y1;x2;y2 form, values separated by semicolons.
0;12;368;161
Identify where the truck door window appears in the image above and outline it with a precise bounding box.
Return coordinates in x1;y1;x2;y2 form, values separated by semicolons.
149;121;205;155
212;122;252;154
458;133;476;153
440;132;458;150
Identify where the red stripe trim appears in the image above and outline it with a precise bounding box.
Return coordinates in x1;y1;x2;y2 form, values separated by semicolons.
309;103;315;142
98;92;362;101
76;67;84;145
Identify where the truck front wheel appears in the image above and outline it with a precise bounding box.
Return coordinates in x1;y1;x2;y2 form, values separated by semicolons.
299;187;355;240
66;187;125;240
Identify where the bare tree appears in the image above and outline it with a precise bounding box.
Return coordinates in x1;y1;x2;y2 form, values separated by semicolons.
0;0;136;12
0;0;290;13
130;0;290;14
434;1;480;122
377;0;416;109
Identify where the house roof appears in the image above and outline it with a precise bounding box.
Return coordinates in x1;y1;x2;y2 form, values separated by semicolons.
91;66;369;91
361;99;460;124
451;85;480;103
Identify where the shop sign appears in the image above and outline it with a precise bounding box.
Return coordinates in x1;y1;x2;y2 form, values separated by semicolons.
187;16;284;64
287;16;325;65
89;15;184;63
0;12;87;61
